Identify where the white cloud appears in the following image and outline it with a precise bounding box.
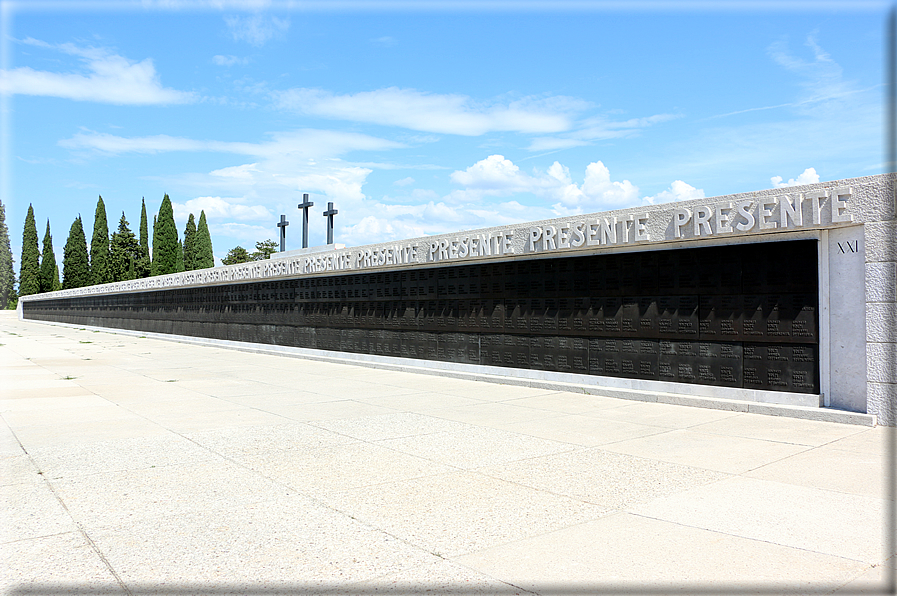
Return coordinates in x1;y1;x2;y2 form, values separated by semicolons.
441;154;708;220
337;156;707;248
771;167;819;188
643;180;706;204
0;39;195;105
447;154;641;213
213;55;250;66
224;14;290;47
394;177;415;186
173;196;271;222
273;87;586;136
341;215;427;246
450;154;529;190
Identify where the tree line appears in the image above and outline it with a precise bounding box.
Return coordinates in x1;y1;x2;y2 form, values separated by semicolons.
0;194;213;309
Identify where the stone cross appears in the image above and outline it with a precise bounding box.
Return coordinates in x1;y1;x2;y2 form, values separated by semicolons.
276;214;289;253
298;193;314;249
323;202;338;245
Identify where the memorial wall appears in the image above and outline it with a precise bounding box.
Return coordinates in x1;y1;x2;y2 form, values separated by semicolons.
18;174;897;423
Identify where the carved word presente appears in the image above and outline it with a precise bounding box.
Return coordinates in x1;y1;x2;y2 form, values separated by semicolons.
528;215;650;254
427;232;514;262
672;188;852;239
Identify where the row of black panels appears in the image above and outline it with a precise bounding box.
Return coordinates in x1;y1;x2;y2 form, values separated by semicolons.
304;241;816;297
28;292;817;343
84;240;817;302
23;311;818;394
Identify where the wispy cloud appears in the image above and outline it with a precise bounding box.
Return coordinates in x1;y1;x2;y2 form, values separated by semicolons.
213;54;250;66
0;38;195;105
709;34;870;121
642;36;878;187
59;128;404;158
224;14;289;47
768;35;850;105
273;87;587;136
60;128;399;245
371;36;397;47
528;113;680;152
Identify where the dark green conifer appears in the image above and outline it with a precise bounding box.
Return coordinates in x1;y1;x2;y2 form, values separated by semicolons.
195;210;214;269
90;196;111;285
151;195;179;276
151;214;158;274
0;199;15;308
19;204;40;296
175;239;185;273
251;239;278;261
136;198;151;278
110;212;140;282
183;213;197;271
39;220;59;292
62;216;90;289
222;246;251;265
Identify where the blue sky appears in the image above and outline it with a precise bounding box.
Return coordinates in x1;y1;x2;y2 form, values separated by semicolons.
0;1;890;267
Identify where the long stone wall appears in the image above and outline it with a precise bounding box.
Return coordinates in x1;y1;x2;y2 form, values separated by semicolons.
19;174;897;423
22;240;820;395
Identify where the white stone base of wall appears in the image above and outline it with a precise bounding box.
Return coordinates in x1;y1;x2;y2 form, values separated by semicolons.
23;317;877;427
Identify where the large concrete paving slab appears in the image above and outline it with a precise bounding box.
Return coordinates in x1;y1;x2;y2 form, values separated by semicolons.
2;311;895;595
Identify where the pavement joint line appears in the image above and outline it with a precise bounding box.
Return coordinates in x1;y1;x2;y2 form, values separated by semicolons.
18;317;878;427
623;510;884;569
1;530;81;545
2;421;134;596
158;421;469;566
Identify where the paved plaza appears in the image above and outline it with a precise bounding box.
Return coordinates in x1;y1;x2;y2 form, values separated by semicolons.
1;311;894;595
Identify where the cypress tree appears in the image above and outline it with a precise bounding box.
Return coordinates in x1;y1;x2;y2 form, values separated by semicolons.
0;199;15;308
175;239;185;273
195;210;214;269
62;216;90;289
110;212;139;282
39;220;59;293
183;213;197;271
53;263;61;291
136;198;150;278
90;196;111;285
19;204;40;296
151;214;158;274
150;194;179;276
